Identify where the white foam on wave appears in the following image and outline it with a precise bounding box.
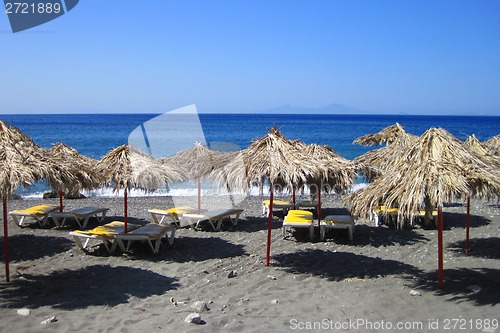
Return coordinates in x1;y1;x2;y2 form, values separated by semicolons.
19;181;370;200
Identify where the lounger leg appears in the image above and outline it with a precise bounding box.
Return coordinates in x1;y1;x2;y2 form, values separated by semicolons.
52;216;61;228
232;213;241;226
348;226;353;241
309;225;314;240
282;226;287;239
40;215;50;227
72;235;85;250
320;225;326;241
151;239;161;254
99;212;107;222
166;228;176;245
11;215;21;226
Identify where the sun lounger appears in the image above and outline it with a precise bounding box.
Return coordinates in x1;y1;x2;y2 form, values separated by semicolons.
414;209;438;227
148;206;200;227
180;208;244;231
262;199;293;217
9;204;59;227
69;221;141;253
320;215;354;241
296;200;319;210
369;206;399;227
49;207;109;229
282;210;315;240
114;223;176;254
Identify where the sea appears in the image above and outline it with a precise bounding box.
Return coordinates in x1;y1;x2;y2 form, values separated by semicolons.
1;113;499;199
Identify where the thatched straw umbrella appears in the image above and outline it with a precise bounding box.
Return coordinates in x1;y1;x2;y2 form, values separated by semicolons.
298;144;357;234
484;134;500;157
48;143;102;212
0;121;75;281
353;123;418;181
166;142;224;212
348;127;500;287
210;126;332;265
96;144;185;233
353;122;417;146
462;134;500;253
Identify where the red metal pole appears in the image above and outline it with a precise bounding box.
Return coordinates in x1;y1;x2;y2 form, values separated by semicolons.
59;189;63;212
124;188;128;234
292;187;296;209
197;178;201;213
465;196;470;254
437;206;444;289
265;186;274;266
317;188;321;237
3;197;10;282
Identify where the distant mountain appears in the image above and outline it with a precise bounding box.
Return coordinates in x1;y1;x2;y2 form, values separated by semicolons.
256;103;368;115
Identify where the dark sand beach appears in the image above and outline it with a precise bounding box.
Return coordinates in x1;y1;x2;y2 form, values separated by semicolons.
0;195;499;332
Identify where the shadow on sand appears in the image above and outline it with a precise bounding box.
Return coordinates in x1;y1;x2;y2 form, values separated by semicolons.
448;237;500;259
272;249;422;282
343;224;430;247
440;212;491;230
0;234;74;261
0;264;179;310
121;235;248;263
413;267;500;306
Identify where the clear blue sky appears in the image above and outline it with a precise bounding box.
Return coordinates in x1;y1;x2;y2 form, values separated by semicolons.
1;0;499;115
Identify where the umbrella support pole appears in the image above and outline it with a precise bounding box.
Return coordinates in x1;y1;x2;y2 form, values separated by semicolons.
265;188;273;266
197;178;201;213
317;188;321;237
3;197;10;282
465;196;470;254
59;189;64;212
124;188;128;234
437;206;444;289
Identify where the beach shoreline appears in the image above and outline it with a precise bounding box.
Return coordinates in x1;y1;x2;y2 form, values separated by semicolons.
1;195;499;332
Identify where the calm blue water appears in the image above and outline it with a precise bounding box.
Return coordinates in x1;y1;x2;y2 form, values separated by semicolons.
3;113;499;160
2;113;499;196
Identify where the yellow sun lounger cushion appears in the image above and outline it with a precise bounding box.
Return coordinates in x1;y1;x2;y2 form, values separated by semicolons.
374;206;399;214
10;204;59;227
262;199;292;206
286;210;314;217
262;199;293;216
148;206;200;226
70;221;141;253
73;221;141;237
282;213;315;240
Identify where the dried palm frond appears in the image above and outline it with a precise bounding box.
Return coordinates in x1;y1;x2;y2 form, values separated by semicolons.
96;144;185;192
484;134;500;157
209;126;355;194
347;128;500;221
0;121;76;197
353;123;417;146
48;143;101;195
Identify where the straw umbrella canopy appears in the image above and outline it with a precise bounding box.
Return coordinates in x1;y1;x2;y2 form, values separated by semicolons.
353;123;418;181
0;121;76;281
210;126;331;265
462;134;500;252
348;127;500;287
165;142;224;212
299;143;358;235
353;122;418;146
48;143;102;211
96;144;185;233
484;134;500;157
